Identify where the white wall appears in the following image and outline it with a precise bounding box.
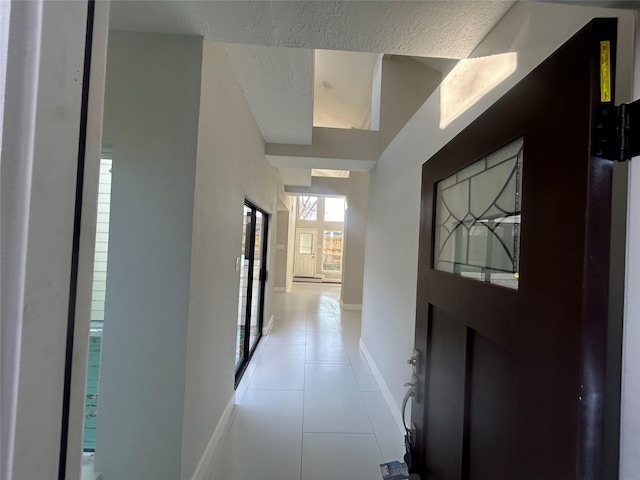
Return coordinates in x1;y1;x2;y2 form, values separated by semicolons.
286;196;297;291
274;195;297;292
379;55;442;151
96;31;202;480
274;208;291;290
180;41;282;480
620;9;640;478
361;1;635;419
341;172;369;307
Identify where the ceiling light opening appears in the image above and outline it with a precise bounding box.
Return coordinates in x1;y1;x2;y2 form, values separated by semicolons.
311;169;350;178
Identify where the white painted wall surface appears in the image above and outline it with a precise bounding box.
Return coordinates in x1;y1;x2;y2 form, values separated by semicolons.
274;208;290;290
341;172;369;307
286;195;297;291
180;41;281;480
0;1;88;478
620;9;640;478
96;31;202;480
361;1;634;417
379;56;442;150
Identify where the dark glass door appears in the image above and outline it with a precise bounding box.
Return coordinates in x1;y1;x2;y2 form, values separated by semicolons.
236;201;269;386
411;19;621;479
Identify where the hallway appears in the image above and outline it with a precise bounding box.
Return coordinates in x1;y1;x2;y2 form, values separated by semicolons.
207;284;405;479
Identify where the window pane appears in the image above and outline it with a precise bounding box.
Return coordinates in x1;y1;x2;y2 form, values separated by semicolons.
434;138;523;289
298;196;318;221
322;231;343;272
324;197;345;222
236;205;251;370
299;233;313;254
249;212;263;352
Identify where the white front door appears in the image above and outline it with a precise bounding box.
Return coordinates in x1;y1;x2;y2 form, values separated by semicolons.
294;228;317;278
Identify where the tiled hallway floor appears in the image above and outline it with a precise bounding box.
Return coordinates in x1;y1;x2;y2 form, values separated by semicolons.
207;284;405;480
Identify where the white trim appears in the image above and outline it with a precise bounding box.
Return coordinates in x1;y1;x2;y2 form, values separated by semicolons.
66;2;111;477
263;314;274;336
341;303;362;311
273;287;286;292
189;393;236;480
2;2;89;477
359;338;405;436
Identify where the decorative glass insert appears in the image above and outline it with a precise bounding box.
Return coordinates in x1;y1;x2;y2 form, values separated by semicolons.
434;138;523;289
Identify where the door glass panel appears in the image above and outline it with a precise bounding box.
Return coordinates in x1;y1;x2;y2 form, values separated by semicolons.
236;205;251;370
434;137;523;289
299;233;313;254
249;212;263;352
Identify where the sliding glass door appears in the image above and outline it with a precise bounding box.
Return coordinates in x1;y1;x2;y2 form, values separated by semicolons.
236;201;269;385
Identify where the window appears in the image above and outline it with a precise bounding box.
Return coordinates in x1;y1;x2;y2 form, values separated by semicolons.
322;231;343;272
298;196;318;221
324;197;345;222
434;137;523;289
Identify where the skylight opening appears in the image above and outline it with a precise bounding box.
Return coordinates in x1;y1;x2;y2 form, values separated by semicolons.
311;169;350;178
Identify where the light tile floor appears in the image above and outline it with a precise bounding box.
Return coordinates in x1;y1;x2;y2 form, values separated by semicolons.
208;283;405;480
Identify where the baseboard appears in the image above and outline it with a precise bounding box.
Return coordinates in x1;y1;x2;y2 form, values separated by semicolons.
273;287;286;292
190;393;236;480
263;314;274;336
293;276;323;283
359;338;405;436
341;303;362;311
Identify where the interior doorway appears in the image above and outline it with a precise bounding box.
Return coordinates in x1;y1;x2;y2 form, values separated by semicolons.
294;228;317;278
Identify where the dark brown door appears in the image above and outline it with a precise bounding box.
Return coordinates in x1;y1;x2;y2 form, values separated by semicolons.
412;19;620;480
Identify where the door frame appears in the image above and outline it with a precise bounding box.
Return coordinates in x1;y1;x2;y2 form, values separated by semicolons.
235;200;270;387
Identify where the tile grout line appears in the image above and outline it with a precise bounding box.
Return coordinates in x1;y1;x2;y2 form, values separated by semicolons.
361;387;386;464
300;292;309;480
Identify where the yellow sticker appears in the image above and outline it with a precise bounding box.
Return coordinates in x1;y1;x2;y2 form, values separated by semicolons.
600;41;611;103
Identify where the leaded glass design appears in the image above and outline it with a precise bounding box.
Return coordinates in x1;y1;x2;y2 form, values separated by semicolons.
434;138;523;289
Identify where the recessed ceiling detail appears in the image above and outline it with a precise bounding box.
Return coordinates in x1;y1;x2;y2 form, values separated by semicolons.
109;0;515;176
312;169;350;178
313;50;381;130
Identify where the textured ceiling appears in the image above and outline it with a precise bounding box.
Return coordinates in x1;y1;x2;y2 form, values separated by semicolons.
110;1;515;58
224;44;313;145
109;1;514;157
